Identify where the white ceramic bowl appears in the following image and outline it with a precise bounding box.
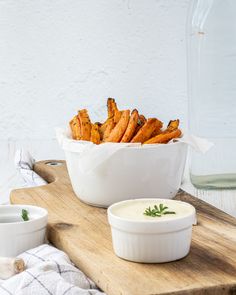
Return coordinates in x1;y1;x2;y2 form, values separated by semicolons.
0;205;48;257
108;198;196;263
63;141;188;207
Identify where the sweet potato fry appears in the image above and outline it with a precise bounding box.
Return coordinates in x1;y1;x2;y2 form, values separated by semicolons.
151;128;163;137
121;109;139;143
103;118;115;141
133;114;146;136
90;123;101;144
110;98;119;115
151;117;164;137
69;115;81;140
107;98;116;118
94;122;102;140
100;116;116;140
144;129;182;144
100;120;109;139
78;109;92;141
139;114;146;125
165;119;179;133
100;98;119;140
114;110;122;124
111;98;121;123
131;118;163;143
105;110;130;142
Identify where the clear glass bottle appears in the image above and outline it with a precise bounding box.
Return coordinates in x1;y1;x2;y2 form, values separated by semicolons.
187;0;236;189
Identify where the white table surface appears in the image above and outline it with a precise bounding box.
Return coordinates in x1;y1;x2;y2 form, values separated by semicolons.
1;140;236;218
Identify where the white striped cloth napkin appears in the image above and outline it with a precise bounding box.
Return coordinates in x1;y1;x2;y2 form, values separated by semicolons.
0;244;104;295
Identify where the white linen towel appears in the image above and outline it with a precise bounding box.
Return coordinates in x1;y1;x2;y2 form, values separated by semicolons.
15;149;47;187
0;244;104;295
0;149;105;295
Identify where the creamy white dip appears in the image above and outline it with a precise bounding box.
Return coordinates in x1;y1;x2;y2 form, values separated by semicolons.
111;199;195;221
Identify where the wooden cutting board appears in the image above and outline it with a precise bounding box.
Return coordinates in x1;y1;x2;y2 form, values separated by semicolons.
10;160;236;295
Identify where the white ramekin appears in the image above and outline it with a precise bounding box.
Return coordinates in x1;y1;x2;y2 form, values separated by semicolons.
0;205;48;257
108;199;196;263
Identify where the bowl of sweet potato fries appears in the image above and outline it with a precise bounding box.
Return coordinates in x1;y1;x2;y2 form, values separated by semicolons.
58;98;187;207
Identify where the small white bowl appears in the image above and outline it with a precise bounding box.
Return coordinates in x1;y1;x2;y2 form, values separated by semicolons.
108;198;196;263
0;205;48;257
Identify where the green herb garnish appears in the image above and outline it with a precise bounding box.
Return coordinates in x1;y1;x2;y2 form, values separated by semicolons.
144;204;176;217
137;118;142;126
22;209;29;221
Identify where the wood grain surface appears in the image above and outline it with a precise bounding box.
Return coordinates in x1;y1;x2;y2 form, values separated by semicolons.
10;160;236;295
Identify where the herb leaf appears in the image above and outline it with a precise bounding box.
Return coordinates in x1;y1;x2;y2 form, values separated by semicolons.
143;204;176;217
137;118;142;126
22;209;29;221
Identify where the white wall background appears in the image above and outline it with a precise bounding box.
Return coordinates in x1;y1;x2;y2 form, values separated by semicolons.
0;0;190;202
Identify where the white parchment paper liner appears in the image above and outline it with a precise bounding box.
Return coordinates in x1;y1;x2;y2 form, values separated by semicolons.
56;128;213;174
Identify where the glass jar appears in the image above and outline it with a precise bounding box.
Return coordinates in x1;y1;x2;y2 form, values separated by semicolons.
187;0;236;189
